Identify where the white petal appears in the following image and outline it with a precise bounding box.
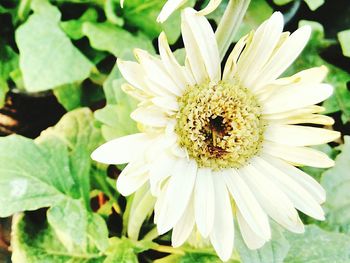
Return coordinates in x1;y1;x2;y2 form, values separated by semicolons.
268;114;335;126
252;157;325;220
151;96;179;112
241;163;304;233
263;141;335;168
263;105;325;120
223;169;270;239
172;198;195;247
273;66;328;86
262;154;326;203
149;153;176;196
158;32;192;89
91;133;151;164
121;83;150;102
157;159;197;234
223;34;249;81
197;0;222;15
237;12;284;88
237;210;267;250
194;168;215;238
209;174;234;262
117;59;150;93
252;26;311;89
157;0;187;23
265;124;340;146
116;160;150;196
262;83;333;114
131;106;168;127
182;8;221;84
134;49;182;97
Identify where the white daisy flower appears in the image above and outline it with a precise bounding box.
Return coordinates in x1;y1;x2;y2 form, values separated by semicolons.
120;0;221;22
92;9;340;261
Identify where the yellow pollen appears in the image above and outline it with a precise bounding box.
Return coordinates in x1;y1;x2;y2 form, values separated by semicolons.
175;80;265;170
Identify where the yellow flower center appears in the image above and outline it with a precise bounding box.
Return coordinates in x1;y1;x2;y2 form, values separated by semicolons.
175;81;265;170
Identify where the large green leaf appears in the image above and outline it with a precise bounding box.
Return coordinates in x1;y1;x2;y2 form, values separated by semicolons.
235;223;289;263
284;225;350;263
0;135;72;217
40;108;104;205
82;22;155;60
12;214;105;263
0;108;108;252
321;136;350;232
286;21;350;123
15;0;93;92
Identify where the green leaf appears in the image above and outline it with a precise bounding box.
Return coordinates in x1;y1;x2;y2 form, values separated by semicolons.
40;108;104;206
12;214;105;263
47;199;89;251
273;0;293;5
95;64;138;141
0;110;103;212
0;135;72;217
284;225;350;262
320;136;350;232
176;253;224;263
47;199;109;253
60;8;99;40
235;223;289;263
0;45;19;106
53;83;83;111
104;237;155;263
286;21;350;123
273;0;324;9
82;22;155;60
338;29;350;58
304;0;325;11
15;0;93;92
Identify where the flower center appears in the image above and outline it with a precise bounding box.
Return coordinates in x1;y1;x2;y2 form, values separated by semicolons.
175;81;265;170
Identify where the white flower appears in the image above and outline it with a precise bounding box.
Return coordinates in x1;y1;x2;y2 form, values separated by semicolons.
120;0;221;22
92;9;340;261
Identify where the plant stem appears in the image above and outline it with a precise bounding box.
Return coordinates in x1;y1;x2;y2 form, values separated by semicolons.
215;0;251;60
155;245;186;255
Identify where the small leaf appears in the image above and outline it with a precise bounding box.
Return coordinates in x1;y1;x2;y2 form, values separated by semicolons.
338;29;350;58
0;45;19;106
60;8;99;40
321;136;350;232
304;0;325;11
15;0;93;92
104;237;155;263
82;22;155;60
285;225;350;262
